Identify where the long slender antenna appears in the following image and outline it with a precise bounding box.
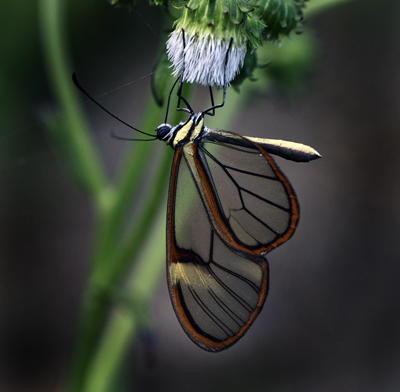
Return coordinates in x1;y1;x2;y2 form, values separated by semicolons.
72;73;155;138
110;129;157;142
203;37;233;117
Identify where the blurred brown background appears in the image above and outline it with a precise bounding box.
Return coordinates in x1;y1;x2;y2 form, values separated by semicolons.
0;0;399;391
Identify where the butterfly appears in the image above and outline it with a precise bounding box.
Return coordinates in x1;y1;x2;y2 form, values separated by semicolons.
73;56;320;352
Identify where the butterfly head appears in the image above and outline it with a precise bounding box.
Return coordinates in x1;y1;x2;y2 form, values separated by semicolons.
156;123;173;142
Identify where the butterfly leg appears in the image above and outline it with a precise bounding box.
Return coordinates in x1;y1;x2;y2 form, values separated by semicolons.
176;29;194;114
203;37;233;117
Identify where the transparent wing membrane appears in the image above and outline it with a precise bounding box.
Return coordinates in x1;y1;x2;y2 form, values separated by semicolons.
197;131;299;254
167;130;300;351
167;150;268;352
171;233;267;345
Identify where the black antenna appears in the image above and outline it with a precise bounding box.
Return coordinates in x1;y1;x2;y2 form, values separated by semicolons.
110;129;156;142
72;73;156;138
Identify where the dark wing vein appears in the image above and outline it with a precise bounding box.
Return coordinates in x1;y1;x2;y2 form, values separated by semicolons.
185;283;236;337
201;145;290;211
199;144;291;245
240;187;291;212
206;263;256;314
202;146;278;181
197;268;247;326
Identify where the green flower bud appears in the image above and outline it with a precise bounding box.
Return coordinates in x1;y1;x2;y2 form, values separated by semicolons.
258;0;306;41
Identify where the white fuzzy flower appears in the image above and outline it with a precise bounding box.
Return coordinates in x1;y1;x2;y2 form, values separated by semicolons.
167;29;247;87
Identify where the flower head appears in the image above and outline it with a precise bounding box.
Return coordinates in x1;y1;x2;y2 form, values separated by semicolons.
166;0;264;87
111;0;308;87
166;0;306;87
167;29;247;87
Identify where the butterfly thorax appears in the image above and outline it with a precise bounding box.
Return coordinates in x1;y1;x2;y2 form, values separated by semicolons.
156;112;208;149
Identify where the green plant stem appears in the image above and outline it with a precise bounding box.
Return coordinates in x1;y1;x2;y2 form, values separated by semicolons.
106;145;173;283
38;0;106;200
67;98;163;392
82;205;167;392
68;80;189;392
91;98;165;279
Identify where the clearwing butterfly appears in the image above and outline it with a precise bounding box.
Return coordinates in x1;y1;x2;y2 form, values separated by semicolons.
161;110;320;352
73;66;320;352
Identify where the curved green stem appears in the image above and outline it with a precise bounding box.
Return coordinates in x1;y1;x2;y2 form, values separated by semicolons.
66;60;190;392
68;88;184;392
82;205;167;392
38;0;106;200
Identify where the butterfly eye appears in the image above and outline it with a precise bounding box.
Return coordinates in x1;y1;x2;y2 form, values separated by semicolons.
156;124;172;140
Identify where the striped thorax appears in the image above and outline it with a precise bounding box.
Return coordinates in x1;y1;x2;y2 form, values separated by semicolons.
156;113;208;149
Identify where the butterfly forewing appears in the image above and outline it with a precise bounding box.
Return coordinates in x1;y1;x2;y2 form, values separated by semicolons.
198;130;299;255
167;148;268;352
